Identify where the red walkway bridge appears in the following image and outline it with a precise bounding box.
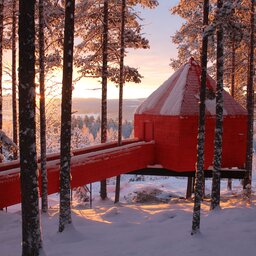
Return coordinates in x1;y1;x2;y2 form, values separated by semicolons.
0;139;155;208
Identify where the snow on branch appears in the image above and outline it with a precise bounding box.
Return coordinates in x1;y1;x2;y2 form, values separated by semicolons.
0;130;18;152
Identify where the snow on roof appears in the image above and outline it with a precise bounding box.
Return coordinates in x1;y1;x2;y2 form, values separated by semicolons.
136;64;186;115
135;59;247;116
160;63;191;115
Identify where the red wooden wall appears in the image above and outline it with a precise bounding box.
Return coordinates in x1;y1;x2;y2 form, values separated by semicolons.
134;114;247;172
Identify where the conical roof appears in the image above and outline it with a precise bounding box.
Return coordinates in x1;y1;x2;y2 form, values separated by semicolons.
136;58;247;116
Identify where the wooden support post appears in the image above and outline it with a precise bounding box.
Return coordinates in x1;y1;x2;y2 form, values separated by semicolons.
227;178;232;190
186;177;193;199
89;183;92;209
114;175;121;203
192;177;195;193
202;176;205;198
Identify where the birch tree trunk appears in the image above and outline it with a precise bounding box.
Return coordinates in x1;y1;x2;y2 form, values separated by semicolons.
115;0;126;204
211;0;224;210
19;0;42;254
39;0;48;213
244;0;255;194
191;0;209;235
100;0;109;200
59;0;76;233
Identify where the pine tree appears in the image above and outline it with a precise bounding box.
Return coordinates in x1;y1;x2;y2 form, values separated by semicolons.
39;0;48;213
227;27;238;191
244;0;255;194
211;0;225;210
191;0;209;235
171;0;248;107
115;0;126;204
100;0;109;200
59;0;76;233
170;0;208;69
222;0;244;106
12;0;17;160
74;0;156;84
94;0;158;200
19;0;42;254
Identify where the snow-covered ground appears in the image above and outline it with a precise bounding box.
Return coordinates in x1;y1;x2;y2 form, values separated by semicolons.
1;173;256;256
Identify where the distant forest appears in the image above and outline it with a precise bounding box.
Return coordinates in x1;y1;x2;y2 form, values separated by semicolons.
70;114;134;149
1;96;139;158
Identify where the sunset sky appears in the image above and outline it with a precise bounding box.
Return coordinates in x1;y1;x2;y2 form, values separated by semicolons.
73;0;183;99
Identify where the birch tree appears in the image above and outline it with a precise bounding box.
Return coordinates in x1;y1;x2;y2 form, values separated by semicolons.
191;0;209;235
59;0;76;232
19;0;42;254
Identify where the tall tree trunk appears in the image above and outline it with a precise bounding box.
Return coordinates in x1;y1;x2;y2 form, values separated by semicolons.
39;0;48;213
12;0;17;160
59;0;76;233
100;0;109;200
19;0;42;254
0;0;4;162
211;0;224;210
227;36;236;191
191;0;209;235
244;0;255;193
115;0;126;204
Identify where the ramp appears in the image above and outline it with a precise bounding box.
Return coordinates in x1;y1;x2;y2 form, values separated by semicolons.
0;140;155;208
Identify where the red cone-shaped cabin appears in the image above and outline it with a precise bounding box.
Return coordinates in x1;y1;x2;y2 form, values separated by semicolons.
134;58;247;172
